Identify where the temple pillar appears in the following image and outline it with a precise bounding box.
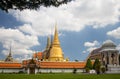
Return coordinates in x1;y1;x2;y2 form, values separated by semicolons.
35;68;38;74
104;53;107;65
102;53;106;65
116;52;119;65
108;52;111;65
27;68;30;74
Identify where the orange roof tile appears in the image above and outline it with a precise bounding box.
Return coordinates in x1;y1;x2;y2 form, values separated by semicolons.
0;62;22;68
39;62;85;69
33;52;42;60
22;60;86;69
37;52;42;56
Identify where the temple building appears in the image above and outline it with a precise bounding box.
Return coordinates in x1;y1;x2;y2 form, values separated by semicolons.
42;26;67;61
33;26;68;62
0;46;23;73
88;40;120;73
5;46;14;62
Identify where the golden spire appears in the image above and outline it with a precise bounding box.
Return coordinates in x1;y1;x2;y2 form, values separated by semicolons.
53;24;60;46
42;36;51;60
46;36;51;50
48;24;64;61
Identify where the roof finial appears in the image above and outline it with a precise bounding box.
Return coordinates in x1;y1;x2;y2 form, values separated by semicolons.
9;41;12;57
46;36;51;50
53;23;60;45
5;41;13;62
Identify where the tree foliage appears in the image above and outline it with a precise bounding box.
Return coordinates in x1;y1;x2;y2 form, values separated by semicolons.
0;0;71;12
101;67;106;73
93;59;101;74
85;59;93;69
85;59;93;72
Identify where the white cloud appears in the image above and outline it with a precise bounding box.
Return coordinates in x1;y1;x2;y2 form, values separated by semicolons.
9;0;120;36
84;40;99;47
0;28;39;60
18;24;39;36
107;27;120;39
83;40;99;53
82;51;86;53
83;47;97;54
86;47;97;53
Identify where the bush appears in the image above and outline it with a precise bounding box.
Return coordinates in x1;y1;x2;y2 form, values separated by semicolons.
101;67;106;73
18;71;24;74
85;68;90;73
93;59;101;74
85;59;93;70
73;69;77;74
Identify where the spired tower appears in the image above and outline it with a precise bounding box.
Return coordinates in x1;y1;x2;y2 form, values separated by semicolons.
42;36;51;60
5;45;13;62
48;25;64;61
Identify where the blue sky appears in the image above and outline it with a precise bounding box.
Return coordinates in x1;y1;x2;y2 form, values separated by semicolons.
0;0;120;61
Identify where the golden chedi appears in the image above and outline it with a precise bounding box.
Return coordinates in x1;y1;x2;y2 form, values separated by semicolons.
48;26;64;61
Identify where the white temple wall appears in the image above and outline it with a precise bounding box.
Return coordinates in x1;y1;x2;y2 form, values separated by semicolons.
35;68;38;74
106;65;120;73
38;68;84;73
0;68;24;73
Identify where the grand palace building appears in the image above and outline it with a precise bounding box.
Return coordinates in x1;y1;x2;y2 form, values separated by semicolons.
0;25;120;74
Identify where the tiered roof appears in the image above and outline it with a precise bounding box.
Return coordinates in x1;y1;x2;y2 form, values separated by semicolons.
39;61;85;69
33;52;42;60
0;62;22;68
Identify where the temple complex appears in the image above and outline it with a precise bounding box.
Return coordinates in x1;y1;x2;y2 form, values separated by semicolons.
88;40;120;73
0;25;120;74
22;26;85;74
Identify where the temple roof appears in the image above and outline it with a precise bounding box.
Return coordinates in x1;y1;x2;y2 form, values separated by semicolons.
23;61;86;69
0;62;22;68
100;40;118;52
33;52;42;60
39;61;85;69
102;40;116;48
46;36;51;50
90;40;118;55
5;45;14;62
33;52;42;58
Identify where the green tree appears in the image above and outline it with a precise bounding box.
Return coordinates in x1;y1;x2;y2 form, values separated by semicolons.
0;0;71;12
85;59;93;72
93;59;101;74
73;68;77;74
101;67;106;73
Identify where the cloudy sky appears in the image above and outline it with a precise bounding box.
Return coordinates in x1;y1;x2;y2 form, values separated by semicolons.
0;0;120;61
